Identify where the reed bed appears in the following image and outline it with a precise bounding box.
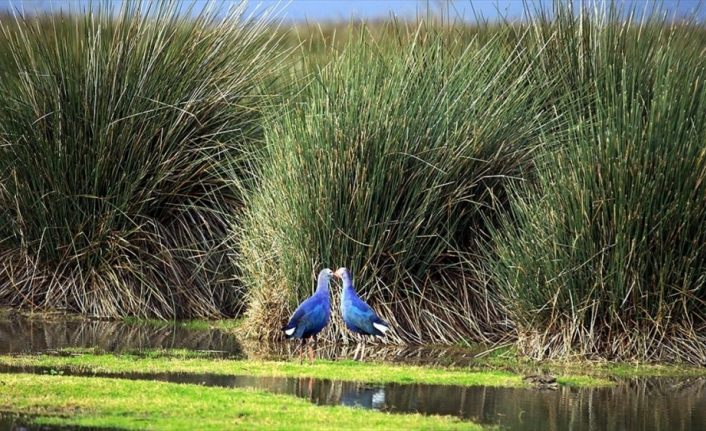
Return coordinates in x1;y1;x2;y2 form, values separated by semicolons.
1;1;706;362
0;2;282;318
489;5;706;363
241;24;547;344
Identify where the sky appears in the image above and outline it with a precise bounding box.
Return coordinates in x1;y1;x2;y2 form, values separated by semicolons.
255;1;706;22
0;1;704;23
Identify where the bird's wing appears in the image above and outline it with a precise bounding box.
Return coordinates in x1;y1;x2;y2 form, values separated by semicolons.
350;295;389;336
346;297;376;333
350;294;375;316
283;296;314;335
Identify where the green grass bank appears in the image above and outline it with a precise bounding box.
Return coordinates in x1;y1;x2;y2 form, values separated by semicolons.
0;352;528;387
0;350;626;388
0;373;480;430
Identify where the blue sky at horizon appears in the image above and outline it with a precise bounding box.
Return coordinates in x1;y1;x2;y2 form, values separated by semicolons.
0;1;704;22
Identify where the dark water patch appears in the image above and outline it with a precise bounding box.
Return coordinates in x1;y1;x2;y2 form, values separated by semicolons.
0;412;123;431
0;311;243;358
2;366;706;430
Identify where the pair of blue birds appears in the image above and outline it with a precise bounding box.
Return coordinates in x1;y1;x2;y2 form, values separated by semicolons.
282;267;390;361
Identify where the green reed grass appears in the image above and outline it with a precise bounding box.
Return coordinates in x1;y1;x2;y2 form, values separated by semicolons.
241;23;548;344
0;2;283;318
2;1;706;363
489;4;706;363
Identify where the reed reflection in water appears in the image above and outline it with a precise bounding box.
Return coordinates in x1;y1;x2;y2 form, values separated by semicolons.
0;313;243;356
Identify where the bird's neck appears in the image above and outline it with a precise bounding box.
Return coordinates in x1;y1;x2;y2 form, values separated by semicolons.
315;278;330;295
341;278;356;301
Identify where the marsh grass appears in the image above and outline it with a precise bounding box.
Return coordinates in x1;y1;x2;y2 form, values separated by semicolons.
241;23;548;344
0;2;283;318
489;4;706;363
1;1;706;363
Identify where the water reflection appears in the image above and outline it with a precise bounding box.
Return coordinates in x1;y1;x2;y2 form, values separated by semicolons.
0;311;243;357
0;309;490;365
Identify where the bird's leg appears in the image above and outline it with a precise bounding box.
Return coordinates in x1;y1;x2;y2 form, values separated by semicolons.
299;338;306;364
352;341;361;361
313;334;318;352
309;335;317;363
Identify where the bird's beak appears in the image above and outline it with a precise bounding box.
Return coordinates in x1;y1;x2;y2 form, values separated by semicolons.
333;269;342;279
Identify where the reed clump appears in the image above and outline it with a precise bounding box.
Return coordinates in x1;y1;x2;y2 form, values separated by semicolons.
489;5;706;363
0;2;280;318
241;24;547;344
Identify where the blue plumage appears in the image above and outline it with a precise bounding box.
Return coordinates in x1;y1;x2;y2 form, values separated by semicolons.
282;268;333;341
336;267;390;338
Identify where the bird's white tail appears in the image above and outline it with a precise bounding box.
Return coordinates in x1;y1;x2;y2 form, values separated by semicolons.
373;322;389;334
284;327;296;336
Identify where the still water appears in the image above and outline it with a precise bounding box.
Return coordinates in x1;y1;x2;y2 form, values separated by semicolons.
0;311;243;357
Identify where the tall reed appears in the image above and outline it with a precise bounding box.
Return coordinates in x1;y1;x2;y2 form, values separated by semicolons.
0;2;282;318
241;24;547;344
489;4;706;362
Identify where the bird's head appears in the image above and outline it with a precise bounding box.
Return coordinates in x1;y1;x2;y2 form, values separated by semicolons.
334;267;350;280
315;268;334;293
318;268;335;284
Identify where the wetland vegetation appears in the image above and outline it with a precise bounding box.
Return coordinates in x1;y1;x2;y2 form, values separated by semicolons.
1;0;706;429
0;0;704;362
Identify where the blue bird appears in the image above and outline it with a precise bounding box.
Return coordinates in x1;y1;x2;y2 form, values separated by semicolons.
334;267;390;360
282;268;333;361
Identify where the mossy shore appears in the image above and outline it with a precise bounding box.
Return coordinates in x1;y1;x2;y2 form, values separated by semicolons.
0;349;617;388
3;348;706;429
0;373;480;430
0;349;610;430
